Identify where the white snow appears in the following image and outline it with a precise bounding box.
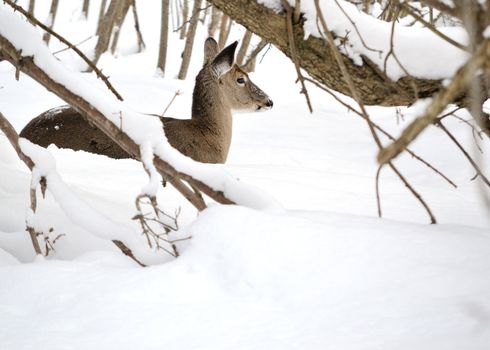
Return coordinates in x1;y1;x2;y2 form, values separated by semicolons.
259;0;469;80
1;0;489;349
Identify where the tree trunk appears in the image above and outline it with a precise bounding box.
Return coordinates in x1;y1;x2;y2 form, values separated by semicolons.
180;0;189;39
207;0;445;107
110;0;132;54
131;0;146;52
91;0;120;69
28;0;35;15
178;0;202;80
42;0;59;45
236;30;252;66
218;13;229;48
96;0;108;33
157;0;170;74
208;6;220;38
82;0;90;19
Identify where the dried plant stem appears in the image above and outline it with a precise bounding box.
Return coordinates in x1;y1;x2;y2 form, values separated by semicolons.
375;165;383;218
161;90;181;117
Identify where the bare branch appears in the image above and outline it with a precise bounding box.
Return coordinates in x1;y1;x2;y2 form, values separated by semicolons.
378;39;490;165
281;0;313;113
314;0;437;223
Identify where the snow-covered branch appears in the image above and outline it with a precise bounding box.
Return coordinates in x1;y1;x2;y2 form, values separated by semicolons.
0;4;279;212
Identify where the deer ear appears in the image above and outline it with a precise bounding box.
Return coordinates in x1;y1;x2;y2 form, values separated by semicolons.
211;41;238;77
204;37;219;65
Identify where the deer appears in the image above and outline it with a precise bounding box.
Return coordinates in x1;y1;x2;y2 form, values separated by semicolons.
19;38;273;164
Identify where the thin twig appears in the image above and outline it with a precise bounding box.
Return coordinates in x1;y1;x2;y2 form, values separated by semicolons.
281;0;313;113
333;0;383;55
437;120;490;187
161;90;182;117
314;0;437;223
375;165;383;218
400;2;468;52
52;35;94;55
378;39;490;165
243;39;268;69
303;77;457;188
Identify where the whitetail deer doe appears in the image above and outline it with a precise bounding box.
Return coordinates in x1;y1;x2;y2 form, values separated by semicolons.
20;38;273;163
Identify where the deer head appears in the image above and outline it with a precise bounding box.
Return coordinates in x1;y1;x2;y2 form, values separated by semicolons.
202;37;273;113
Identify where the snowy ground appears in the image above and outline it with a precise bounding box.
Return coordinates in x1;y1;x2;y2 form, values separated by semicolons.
1;1;490;349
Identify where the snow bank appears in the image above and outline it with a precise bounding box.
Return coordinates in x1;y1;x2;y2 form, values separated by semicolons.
1;206;490;349
259;0;469;80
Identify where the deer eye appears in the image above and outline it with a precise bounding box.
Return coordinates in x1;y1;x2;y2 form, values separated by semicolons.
236;77;245;85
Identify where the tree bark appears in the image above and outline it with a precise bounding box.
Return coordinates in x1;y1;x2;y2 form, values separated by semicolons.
28;0;35;15
82;0;90;19
131;0;146;52
109;0;132;54
157;0;170;74
206;0;447;107
218;13;230;48
208;5;221;37
236;30;253;66
180;0;189;39
42;0;59;45
96;0;108;33
178;0;202;80
91;0;120;69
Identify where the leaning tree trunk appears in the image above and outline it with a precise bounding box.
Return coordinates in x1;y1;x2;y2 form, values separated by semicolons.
42;0;59;45
207;0;445;107
157;0;170;75
178;0;202;80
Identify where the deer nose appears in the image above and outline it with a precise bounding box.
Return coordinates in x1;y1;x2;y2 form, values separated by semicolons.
265;99;273;108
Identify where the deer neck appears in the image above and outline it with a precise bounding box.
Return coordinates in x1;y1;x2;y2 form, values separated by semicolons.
191;69;233;148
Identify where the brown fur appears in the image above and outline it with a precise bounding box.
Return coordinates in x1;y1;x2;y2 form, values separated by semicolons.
19;38;272;164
